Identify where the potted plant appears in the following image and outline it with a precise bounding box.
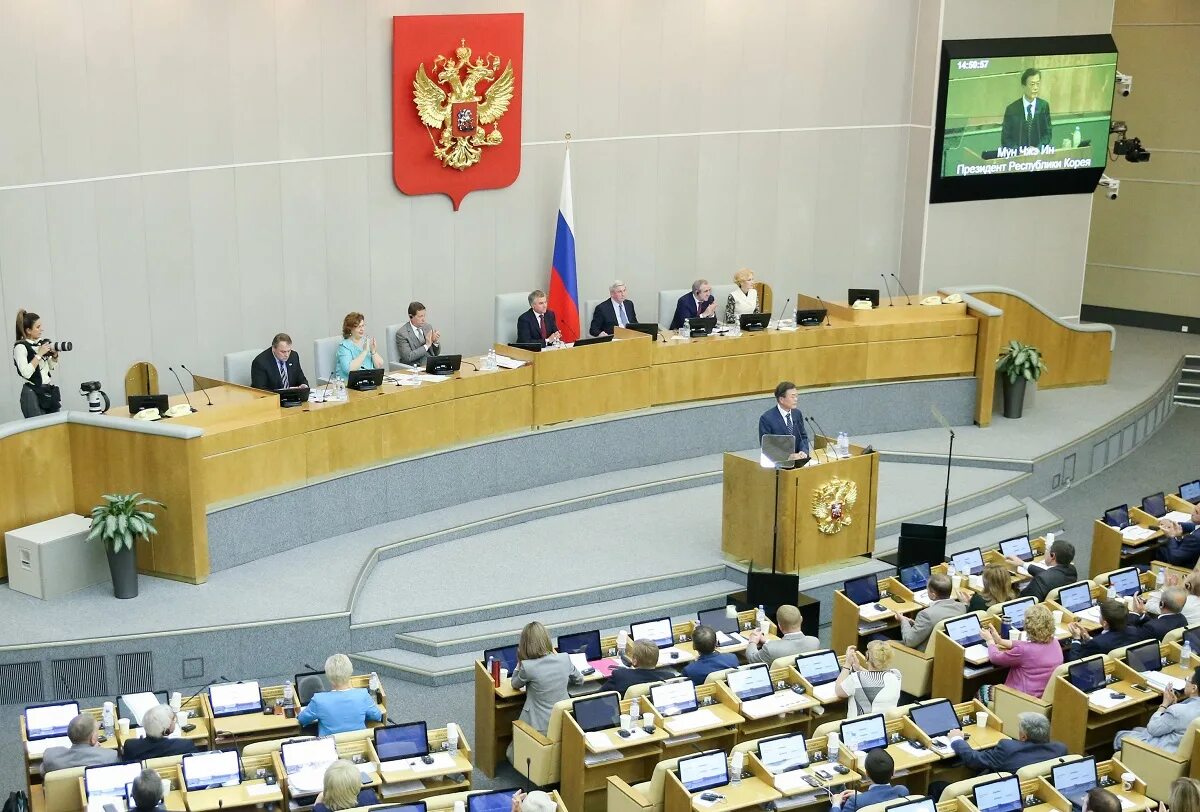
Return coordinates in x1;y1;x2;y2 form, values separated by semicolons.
87;493;163;599
996;340;1047;419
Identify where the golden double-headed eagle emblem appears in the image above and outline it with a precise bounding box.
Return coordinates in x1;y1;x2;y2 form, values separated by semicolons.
812;477;858;535
412;39;515;171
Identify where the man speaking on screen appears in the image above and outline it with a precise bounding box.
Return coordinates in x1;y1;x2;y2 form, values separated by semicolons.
1001;67;1052;149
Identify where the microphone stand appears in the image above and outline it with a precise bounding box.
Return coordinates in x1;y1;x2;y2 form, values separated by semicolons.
930;406;955;527
181;364;214;406
167;367;198;413
774;297;792;330
891;273;914;306
879;274;895;306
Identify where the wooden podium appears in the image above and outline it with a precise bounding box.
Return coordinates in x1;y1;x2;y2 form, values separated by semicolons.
721;438;879;571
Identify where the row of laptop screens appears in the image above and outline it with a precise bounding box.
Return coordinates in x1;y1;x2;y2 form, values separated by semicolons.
1104;480;1200;528
483;607;746;673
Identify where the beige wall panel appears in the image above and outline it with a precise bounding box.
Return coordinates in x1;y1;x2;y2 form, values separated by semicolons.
1087;180;1200;272
81;0;142;178
276;0;325;159
319;0;369;157
1084;265;1200;317
142;175;201;371
0;0;45;187
228;1;281;163
1113;0;1200;25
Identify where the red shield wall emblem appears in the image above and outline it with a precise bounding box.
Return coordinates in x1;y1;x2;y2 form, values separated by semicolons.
392;13;524;210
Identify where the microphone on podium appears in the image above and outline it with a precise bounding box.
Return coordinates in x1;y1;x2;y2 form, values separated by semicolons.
880;274;895;306
890;273;914;306
168;367;198;413
180;364;214;406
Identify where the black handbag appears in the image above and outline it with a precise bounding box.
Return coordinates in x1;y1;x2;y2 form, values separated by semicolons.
32;383;61;412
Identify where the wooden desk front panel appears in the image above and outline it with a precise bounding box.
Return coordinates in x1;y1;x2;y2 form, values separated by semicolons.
531;337;651;385
0;422;75;579
784;452;877;569
533;367;651;426
203;435;308;505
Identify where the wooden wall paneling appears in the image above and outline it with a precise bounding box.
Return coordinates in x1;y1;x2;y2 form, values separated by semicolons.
202;435;307;506
0;424;76;578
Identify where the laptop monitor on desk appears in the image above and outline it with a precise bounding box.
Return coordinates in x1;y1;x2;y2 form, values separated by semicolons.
1058;582;1095;614
1125;640;1164;674
630;617;674;649
281;737;339;791
998;535;1033;562
572;335;613;348
1180;480;1200;503
116;692;168;729
84;764;142;802
697;607;740;635
677;751;729;793
624;323;659;339
425;355;461;375
757;732;809;774
1051;757;1098;809
294;671;332;705
556;630;603;662
973;776;1023;812
795;309;827;327
1103;504;1130;529
1141;492;1167;518
467;789;521;812
128;394;169;415
23;701;79;740
843;574;881;606
898;562;930;592
1001;597;1036;630
740;313;770;331
944;615;986;647
950;547;984;575
651;680;698;717
910;699;961;738
181;750;242;791
374;722;429;762
686;317;717;337
794;650;841;687
507;342;543;353
839;713;887;752
347;368;384;391
483;645;518;674
573;693;621;733
373;805;426;812
1067;659;1107;693
208;681;263;717
726;664;774;702
847;288;880;308
1108;567;1142;598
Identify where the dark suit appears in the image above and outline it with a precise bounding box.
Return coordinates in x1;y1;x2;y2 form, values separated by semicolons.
1019;563;1078;602
1001;96;1052;149
250;348;309;391
516;309;559;346
758;406;811;454
842;784;910;812
121;736;196;763
599;667;678;698
950;737;1067;774
670;293;716;330
1129;611;1187;642
1161;524;1200;568
1066;627;1145;662
589;299;638;336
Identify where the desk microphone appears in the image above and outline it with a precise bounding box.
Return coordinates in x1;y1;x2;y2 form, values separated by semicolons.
879;274;894;306
814;296;832;326
774;297;792;329
180;676;229;713
806;414;833;446
168;367;198;412
180;365;214;406
461;360;479;372
1025;511;1031;543
890;274;914;306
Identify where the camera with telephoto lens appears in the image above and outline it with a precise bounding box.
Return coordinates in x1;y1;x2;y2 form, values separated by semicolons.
80;381;101;393
37;338;73;352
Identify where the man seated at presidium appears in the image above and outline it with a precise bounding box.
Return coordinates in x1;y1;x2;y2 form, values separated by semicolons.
669;279;716;330
41;714;118;773
589;280;638;336
395;301;441;367
1000;67;1052;150
334;312;384;381
744;604;819;664
250;333;309;391
758;381;810;460
517;289;561;346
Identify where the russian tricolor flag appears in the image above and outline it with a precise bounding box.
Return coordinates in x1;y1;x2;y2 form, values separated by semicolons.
548;149;580;344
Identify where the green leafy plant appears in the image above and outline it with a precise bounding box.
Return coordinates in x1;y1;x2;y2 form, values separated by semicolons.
87;493;164;554
995;340;1047;385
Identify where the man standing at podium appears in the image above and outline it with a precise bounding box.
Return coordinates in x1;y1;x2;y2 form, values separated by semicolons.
1000;68;1052;149
758;381;810;460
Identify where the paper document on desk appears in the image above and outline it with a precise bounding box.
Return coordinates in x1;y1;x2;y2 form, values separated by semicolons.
415;373;451;383
1122;526;1157;541
963;644;991;665
912;590;931;607
245;784;280;799
25;735;70;756
591;657;622;677
1076;606;1103;624
569;653;590;672
813;683;840;704
1144;671;1186;693
1088;691;1128;710
858;605;890;621
773;771;818;793
1164;511;1192;524
716;631;747;647
897;742;931;757
741;691;806;718
665;708;721;733
286;769;324;794
493;355;525;369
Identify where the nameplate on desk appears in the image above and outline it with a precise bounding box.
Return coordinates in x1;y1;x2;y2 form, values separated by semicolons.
383;752;455;772
244;784;280;799
582;749;623;767
665;708;721;733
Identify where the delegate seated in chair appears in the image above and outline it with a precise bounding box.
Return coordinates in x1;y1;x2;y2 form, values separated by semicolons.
682;625;737;686
1114;666;1200;752
949;711;1065;774
1009;539;1078;602
121;704;196;762
1066;600;1143;661
830;749;908;812
745;604;819;663
600;639;677;696
297;654;382;737
41;714;118;773
978;604;1062;704
895;573;966;652
1127;587;1188;641
314;760;377;812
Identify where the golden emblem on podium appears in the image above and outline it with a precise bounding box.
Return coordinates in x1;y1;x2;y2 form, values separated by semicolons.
812;477;858;535
413;38;516;170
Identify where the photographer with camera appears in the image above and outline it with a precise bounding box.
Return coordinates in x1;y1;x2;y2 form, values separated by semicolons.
13;309;66;417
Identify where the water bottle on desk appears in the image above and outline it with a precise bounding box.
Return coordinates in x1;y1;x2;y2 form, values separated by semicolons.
1157;567;1166;589
1183;640;1193;669
486;347;497;370
1073;126;1082;148
630;697;641;723
731;751;744;784
682;318;691;339
837;431;850;459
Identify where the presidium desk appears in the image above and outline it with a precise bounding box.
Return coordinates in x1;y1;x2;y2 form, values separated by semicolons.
0;291;1109;583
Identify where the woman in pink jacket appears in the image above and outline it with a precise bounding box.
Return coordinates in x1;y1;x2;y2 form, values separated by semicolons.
980;603;1063;704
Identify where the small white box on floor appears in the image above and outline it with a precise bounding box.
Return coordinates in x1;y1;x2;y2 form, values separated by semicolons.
5;514;108;600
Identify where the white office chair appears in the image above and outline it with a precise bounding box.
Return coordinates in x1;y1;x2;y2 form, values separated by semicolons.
313;335;341;383
495;292;531;345
584;298;603;334
222;348;261;387
384;322;408;370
